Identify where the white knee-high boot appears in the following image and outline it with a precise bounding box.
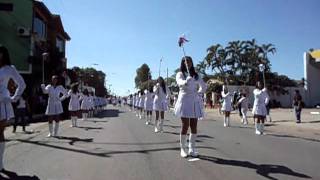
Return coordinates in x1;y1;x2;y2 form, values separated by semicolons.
188;134;199;157
82;113;88;121
70;116;75;127
0;142;5;170
255;123;260;135
154;120;159;133
159;119;164;132
224;117;227;127
227;117;230;127
54;122;59;137
74;117;78;127
48;123;53;137
180;134;188;158
260;123;264;135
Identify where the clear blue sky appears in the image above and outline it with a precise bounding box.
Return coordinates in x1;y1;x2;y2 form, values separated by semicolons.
44;0;320;96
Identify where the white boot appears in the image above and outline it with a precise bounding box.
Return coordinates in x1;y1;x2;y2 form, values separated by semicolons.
74;117;78;127
54;122;59;137
0;142;5;171
223;117;227;127
154;120;159;133
180;134;188;158
260;123;264;135
47;123;53;137
70;116;75;127
227;117;230;127
159;119;164;132
255;123;260;135
145;115;149;125
83;113;88;121
188;134;199;157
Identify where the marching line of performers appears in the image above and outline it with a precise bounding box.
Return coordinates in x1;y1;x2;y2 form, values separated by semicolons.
0;46;108;171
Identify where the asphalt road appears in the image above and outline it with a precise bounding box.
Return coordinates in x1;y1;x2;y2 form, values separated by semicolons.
2;105;319;180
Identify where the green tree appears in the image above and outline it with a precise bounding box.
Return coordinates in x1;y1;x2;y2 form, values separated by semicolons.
135;64;152;89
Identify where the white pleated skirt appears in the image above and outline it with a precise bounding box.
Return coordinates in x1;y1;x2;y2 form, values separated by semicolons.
46;99;63;115
174;93;204;119
0;101;14;120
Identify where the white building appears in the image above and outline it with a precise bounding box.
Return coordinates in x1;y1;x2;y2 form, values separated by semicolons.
304;49;320;107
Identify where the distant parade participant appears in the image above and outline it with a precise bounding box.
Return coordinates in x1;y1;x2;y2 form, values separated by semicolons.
132;93;136;112
138;90;145;119
174;56;207;158
68;83;81;127
144;87;154;125
88;92;94;118
80;89;91;121
252;81;269;135
128;94;132;111
221;85;233;127
41;75;67;137
135;93;140;117
0;46;26;171
237;93;249;125
153;77;170;133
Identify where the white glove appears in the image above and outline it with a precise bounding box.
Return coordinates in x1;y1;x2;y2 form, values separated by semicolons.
186;76;193;83
11;96;19;103
41;84;46;89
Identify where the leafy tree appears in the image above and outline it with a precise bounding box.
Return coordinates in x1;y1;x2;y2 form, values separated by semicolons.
135;64;152;89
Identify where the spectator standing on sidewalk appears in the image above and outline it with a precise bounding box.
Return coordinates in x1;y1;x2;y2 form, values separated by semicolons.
12;93;28;133
0;45;26;171
293;90;303;123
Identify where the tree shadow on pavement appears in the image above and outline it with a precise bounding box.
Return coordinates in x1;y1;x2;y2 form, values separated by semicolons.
15;139;216;158
54;136;93;145
0;169;40;180
95;109;123;118
91;140;179;146
88;120;108;124
267;133;320;143
198;155;311;180
76;126;103;131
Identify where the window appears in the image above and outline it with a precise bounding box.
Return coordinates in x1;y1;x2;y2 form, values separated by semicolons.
56;37;65;52
33;15;46;39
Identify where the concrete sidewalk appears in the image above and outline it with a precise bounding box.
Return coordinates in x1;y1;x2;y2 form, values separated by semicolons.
205;108;320;140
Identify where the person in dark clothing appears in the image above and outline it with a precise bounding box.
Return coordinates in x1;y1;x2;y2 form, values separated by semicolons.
293;90;303;123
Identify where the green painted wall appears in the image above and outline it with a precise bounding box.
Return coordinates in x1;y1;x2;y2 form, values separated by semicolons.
0;0;33;73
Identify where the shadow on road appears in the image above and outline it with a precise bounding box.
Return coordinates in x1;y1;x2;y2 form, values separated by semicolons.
268;133;320;143
95;109;124;119
199;155;311;180
54;136;93;145
0;169;40;180
77;126;103;131
15;139;216;158
91;140;179;146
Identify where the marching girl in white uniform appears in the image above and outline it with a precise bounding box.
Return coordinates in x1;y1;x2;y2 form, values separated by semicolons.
131;94;136;112
237;93;249;125
88;92;95;118
135;93;140;117
144;87;154;125
80;89;91;121
0;46;26;171
174;56;207;158
252;81;269;135
153;77;170;133
128;95;132;111
68;83;81;127
221;86;233;127
138;90;145;119
41;75;67;137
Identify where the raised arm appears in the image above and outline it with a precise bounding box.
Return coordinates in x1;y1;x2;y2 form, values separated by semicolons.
59;86;68;101
176;72;187;87
9;66;26;102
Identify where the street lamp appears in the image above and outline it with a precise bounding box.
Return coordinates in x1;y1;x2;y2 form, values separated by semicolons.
42;52;49;83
